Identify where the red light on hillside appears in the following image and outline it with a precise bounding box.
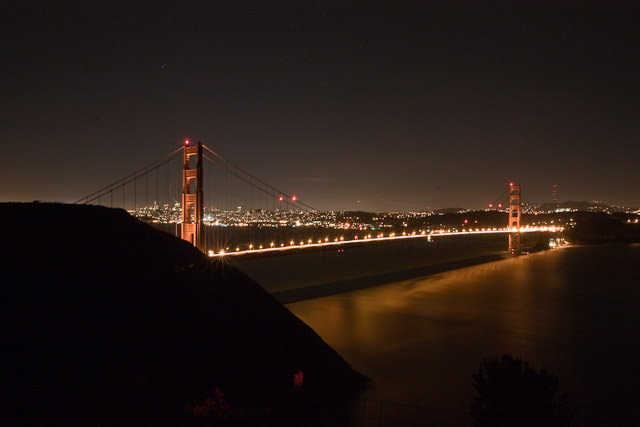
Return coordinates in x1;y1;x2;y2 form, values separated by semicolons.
293;370;304;387
278;196;284;201
498;203;502;208
292;195;297;202
489;203;493;208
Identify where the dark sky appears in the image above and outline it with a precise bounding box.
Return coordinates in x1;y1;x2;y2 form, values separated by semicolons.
2;1;639;211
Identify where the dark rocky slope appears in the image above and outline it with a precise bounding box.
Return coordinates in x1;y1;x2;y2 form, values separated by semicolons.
1;203;365;425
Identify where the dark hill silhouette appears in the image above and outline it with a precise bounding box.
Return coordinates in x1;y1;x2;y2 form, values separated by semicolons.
1;203;366;425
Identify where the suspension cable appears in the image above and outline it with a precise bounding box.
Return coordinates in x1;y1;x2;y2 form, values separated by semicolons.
203;154;312;213
490;187;509;208
75;147;183;204
202;144;317;211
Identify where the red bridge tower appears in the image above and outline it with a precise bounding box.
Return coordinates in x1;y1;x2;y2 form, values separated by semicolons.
508;183;521;254
181;140;203;251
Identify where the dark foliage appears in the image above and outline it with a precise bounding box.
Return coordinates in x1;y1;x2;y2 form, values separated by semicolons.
471;354;574;426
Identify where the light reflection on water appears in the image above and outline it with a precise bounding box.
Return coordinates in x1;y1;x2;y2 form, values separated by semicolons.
287;245;640;426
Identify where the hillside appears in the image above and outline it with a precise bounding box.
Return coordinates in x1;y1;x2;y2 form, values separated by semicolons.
1;203;366;425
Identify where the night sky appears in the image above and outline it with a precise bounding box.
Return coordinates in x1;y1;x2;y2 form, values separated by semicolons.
2;1;639;211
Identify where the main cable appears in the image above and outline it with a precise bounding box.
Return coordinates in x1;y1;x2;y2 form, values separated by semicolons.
75;147;183;204
202;145;317;211
203;154;312;213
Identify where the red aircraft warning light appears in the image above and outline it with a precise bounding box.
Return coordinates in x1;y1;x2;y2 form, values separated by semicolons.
184;139;190;146
278;196;284;201
292;195;297;202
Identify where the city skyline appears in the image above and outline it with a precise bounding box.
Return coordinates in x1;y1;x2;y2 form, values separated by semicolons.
2;1;639;210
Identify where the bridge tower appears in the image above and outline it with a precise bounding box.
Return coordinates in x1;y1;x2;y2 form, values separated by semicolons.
508;183;521;254
181;140;204;251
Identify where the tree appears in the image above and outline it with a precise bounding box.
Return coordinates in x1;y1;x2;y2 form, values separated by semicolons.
471;354;574;426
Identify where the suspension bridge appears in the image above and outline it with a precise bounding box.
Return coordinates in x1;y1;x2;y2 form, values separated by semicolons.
75;140;562;257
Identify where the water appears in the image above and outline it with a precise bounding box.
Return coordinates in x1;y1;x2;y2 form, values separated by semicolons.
287;244;640;425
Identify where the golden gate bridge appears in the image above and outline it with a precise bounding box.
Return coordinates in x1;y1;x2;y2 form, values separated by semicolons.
75;140;562;257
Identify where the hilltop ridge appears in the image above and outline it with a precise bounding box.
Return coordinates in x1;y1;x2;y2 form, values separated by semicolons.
1;203;365;425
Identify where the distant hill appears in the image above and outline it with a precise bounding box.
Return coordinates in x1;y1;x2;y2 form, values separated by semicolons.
563;211;640;244
433;207;466;214
1;203;365;425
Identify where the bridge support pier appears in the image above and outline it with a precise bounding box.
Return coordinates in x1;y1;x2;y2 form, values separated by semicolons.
508;183;521;254
181;141;204;251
